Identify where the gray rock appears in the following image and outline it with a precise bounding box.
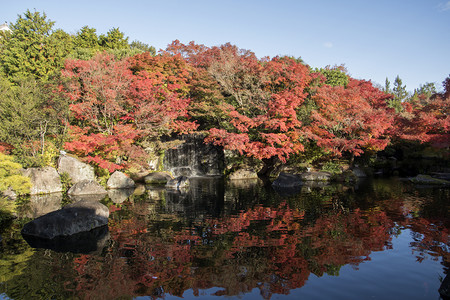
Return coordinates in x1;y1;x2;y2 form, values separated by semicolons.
107;171;135;189
21;200;109;239
67;180;107;196
21;167;62;195
58;155;95;183
228;168;259;180
300;171;332;181
166;176;190;190
272;173;302;188
144;172;173;185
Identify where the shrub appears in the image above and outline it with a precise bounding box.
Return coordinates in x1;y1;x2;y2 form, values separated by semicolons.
0;153;31;195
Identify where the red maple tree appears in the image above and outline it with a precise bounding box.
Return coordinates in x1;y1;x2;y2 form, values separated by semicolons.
308;78;393;160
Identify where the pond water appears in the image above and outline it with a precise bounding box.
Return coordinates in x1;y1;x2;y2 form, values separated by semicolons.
0;178;449;300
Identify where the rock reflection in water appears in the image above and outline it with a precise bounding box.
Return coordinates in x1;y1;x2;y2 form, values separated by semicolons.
22;225;110;254
25;192;63;218
68;193;106;203
107;188;134;204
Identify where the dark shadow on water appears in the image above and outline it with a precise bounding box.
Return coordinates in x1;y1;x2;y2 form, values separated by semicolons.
22;225;110;254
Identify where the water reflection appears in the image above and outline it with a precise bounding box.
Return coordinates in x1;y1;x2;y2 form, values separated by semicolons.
22;225;109;254
26;192;62;218
0;178;448;299
108;188;134;204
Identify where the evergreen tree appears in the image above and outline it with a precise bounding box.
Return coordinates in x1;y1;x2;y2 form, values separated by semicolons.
384;77;391;93
73;25;100;49
386;75;408;112
130;40;156;55
393;75;408;102
0;10;71;82
99;27;129;49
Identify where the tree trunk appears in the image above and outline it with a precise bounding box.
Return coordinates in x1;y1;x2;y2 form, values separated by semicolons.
257;156;279;183
349;153;355;168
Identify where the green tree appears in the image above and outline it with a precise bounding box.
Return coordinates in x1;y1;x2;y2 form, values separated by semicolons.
316;65;349;87
386;75;408;112
69;26;101;60
0;75;66;166
99;27;129;49
411;82;437;104
73;25;100;49
50;29;74;67
393;75;408;101
384;77;391;93
130;40;156;55
0;10;71;81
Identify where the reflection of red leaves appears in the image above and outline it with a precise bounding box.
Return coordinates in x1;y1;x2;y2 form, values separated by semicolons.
70;192;449;300
109;205;122;213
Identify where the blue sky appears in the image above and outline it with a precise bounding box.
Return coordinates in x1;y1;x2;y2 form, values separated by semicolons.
2;0;449;92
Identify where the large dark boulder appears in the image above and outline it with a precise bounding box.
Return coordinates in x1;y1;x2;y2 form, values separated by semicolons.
21;200;109;239
272;173;302;188
21;167;62;195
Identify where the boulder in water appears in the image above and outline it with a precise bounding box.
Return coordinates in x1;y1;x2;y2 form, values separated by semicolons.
410;174;450;185
144;172;173;185
300;171;332;181
21;200;109;239
21;167;62;195
107;171;135;189
272;173;302;188
58;154;95;183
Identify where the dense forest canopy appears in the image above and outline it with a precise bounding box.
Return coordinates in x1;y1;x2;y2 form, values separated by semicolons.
0;10;448;185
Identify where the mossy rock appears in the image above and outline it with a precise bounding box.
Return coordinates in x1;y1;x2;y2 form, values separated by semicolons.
409;174;450;185
144;172;173;185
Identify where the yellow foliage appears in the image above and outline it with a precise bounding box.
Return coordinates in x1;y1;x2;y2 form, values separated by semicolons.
0;153;31;195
